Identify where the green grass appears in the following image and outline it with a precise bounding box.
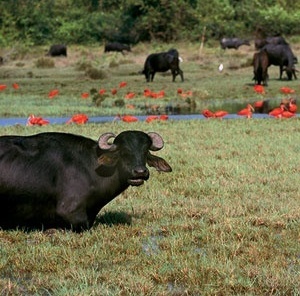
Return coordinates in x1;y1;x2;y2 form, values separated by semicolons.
0;120;299;295
0;43;300;295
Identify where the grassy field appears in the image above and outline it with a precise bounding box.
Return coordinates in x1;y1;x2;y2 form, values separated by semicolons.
0;41;300;118
0;42;300;295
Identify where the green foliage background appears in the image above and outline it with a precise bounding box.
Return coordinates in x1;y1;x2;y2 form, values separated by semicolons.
1;0;300;46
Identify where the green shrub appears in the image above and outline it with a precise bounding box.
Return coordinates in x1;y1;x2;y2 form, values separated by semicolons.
35;57;55;68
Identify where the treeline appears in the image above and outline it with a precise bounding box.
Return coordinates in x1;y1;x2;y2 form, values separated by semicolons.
1;0;300;46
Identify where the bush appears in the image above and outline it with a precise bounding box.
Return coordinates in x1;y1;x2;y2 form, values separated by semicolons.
35;57;55;68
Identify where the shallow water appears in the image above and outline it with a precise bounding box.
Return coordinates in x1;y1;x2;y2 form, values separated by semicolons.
1;113;296;127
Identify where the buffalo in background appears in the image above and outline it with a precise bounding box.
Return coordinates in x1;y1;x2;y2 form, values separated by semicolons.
0;131;172;231
104;42;131;55
254;36;289;50
46;44;67;57
220;38;250;50
253;49;269;86
262;43;297;80
142;48;184;82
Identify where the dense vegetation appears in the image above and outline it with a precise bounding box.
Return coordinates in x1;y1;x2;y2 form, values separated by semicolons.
1;0;300;46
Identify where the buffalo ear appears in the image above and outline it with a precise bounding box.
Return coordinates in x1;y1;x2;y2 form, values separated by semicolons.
147;153;172;172
97;152;119;167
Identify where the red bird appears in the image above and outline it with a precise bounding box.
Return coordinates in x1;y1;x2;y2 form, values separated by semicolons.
81;92;89;99
146;115;159;123
66;114;89;124
111;88;117;95
237;104;254;118
48;89;59;99
254;100;264;108
119;81;127;88
269;103;286;118
214;110;228;119
288;98;297;113
27;114;50;126
281;110;296;118
12;83;19;90
202;109;215;118
0;84;7;91
115;114;138;122
125;92;135;99
280;86;295;94
253;84;265;94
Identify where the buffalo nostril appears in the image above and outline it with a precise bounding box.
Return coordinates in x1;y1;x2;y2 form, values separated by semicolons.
133;167;149;176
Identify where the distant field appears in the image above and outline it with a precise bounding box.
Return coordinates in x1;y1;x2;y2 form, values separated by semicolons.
0;41;299;119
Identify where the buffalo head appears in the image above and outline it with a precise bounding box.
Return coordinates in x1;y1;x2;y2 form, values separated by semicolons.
97;131;172;186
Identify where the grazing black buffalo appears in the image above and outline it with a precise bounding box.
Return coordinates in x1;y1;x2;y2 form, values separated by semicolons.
142;49;184;82
262;44;297;80
46;44;67;57
220;38;250;50
253;49;269;86
0;131;172;231
255;36;288;50
104;42;131;55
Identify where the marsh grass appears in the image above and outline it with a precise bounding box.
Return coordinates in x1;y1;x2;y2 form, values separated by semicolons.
0;43;299;295
0;119;299;295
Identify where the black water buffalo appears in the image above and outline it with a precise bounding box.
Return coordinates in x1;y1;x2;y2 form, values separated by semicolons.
46;44;67;57
142;49;184;82
104;42;131;55
262;43;297;80
255;36;288;50
220;38;250;50
0;131;172;231
253;49;269;85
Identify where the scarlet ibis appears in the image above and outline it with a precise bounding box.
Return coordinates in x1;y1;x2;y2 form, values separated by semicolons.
159;114;168;121
202;109;215;118
254;100;269;114
48;89;59;99
81;92;89;99
280;86;295;94
237;104;254;118
269;103;286;118
12;83;19;90
66;114;89;124
116;115;138;122
146;115;159;123
27;115;50;126
281;110;296;118
119;81;127;88
253;84;265;94
99;89;106;95
254;100;264;108
125;92;135;99
288;98;297;113
144;88;152;97
0;84;7;91
214;110;228;119
111;88;117;95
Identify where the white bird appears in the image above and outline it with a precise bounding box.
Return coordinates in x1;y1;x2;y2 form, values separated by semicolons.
218;63;223;72
179;56;183;62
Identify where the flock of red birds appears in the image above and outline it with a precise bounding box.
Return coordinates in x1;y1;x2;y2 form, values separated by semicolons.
202;85;298;119
0;82;298;126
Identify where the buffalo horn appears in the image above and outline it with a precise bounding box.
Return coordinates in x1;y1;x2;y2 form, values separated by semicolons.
98;132;117;150
148;132;164;151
